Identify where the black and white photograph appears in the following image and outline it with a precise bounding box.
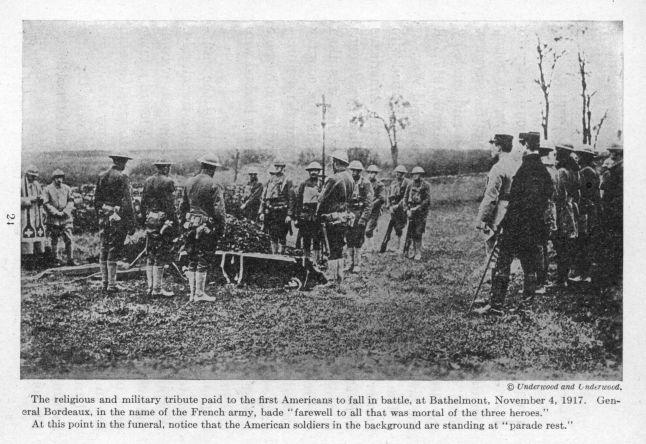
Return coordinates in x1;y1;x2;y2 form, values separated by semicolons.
20;20;623;380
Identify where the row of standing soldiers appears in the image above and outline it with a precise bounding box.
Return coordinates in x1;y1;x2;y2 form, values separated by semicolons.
474;132;623;315
240;150;431;285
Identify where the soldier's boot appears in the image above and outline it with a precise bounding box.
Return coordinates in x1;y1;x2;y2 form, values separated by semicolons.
395;235;402;252
414;240;422;261
153;266;174;297
303;247;311;262
100;261;109;291
337;259;345;284
195;271;216;302
145;263;154;296
270;241;278;255
65;242;76;266
313;249;321;264
353;247;362;272
344;248;355;272
106;261;125;293
522;273;538;304
185;270;196;302
475;276;508;316
323;259;337;286
278;243;285;255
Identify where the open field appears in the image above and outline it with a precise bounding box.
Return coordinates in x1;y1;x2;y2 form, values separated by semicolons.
21;184;622;379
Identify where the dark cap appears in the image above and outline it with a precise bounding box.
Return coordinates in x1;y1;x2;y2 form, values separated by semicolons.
607;142;623;153
519;131;540;149
574;145;597;157
109;153;133;161
489;134;513;145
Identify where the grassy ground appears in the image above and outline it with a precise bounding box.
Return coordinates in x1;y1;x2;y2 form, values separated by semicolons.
20;196;622;380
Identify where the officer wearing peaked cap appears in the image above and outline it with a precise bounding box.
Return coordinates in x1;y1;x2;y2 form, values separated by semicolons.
141;159;178;297
295;161;323;262
43;168;76;266
365;164;386;251
259;157;295;254
345;160;374;272
317;149;354;284
180;156;226;302
387;165;411;251
94;153;136;292
240;167;263;221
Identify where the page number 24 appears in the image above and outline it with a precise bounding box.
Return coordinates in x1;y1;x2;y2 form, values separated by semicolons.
7;213;15;225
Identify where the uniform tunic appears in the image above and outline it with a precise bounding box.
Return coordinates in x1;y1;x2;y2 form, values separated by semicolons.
388;177;411;237
403;179;431;241
42;182;75;258
94;166;136;262
241;181;263;221
141;173;178;265
180;173;226;272
598;159;623;288
295;177;322;251
317;169;354;260
259;174;295;244
365;178;386;238
20;176;46;255
476;152;518;229
346;176;374;248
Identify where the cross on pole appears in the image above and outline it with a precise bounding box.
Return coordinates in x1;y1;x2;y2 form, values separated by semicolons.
316;94;331;179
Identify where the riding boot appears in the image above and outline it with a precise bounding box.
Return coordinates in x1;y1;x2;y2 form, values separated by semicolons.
414;240;422;260
153;266;174;297
490;275;509;311
395;235;402;252
344;248;355;272
353;247;362;272
278;243;285;255
522;273;537;304
195;271;216;302
185;270;196;302
146;262;154;296
100;260;108;291
337;258;345;283
106;261;124;292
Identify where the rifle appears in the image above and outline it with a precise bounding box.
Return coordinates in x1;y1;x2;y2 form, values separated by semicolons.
379;215;395;253
468;227;501;311
402;214;413;257
295;228;302;249
320;222;331;256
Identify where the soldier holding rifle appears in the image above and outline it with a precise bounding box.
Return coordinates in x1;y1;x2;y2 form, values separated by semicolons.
364;164;386;252
403;166;430;260
381;165;410;252
295;161;323;263
259;159;295;254
345;160;373;273
240;168;263;221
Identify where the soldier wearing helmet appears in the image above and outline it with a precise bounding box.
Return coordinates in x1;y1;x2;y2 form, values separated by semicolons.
295;161;323;262
21;165;46;264
179;156;227;302
345;160;374;272
402;166;431;260
316;149;354;284
94;153;137;292
364;164;386;250
240;167;263;221
42;168;76;266
258;158;295;254
140;159;178;297
387;164;411;251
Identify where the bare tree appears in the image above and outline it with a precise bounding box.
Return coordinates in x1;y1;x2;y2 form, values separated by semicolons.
534;35;566;140
592;110;609;149
577;51;608;146
350;94;411;167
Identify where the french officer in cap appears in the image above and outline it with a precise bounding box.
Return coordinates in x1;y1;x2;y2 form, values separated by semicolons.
240;167;263;221
316;150;355;284
94;153;136;292
42;168;76;266
387;165;411;251
364;164;386;251
258;159;295;254
141;159;179;297
294;161;323;262
345;160;374;272
403;166;431;260
179;156;226;302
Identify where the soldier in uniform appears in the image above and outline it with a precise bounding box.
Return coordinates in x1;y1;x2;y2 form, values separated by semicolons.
553;143;580;287
294;161;323;262
403;166;431;260
387;165;411;252
475;134;518;255
345;160;374;272
42;169;76;266
364;164;386;252
316;150;354;284
598;142;623;292
259;159;295;254
180;156;226;302
476;132;554;315
240;168;263;221
94;154;137;292
571;145;601;283
141;160;178;297
537;141;559;292
21;165;47;264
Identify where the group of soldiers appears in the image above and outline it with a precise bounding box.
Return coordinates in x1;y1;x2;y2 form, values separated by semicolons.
474;131;623;315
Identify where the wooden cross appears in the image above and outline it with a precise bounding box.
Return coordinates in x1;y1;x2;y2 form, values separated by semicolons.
316;94;331;179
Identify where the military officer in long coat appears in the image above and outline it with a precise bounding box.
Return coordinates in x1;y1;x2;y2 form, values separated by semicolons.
42;169;75;266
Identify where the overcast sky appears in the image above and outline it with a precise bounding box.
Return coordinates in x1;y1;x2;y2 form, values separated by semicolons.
22;21;622;155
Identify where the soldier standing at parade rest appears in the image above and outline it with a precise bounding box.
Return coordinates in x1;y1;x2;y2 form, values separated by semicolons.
536;141;559;293
571;145;601;283
476;132;554;315
598;142;623;291
388;165;411;252
94;154;137;292
141;160;179;297
364;164;386;252
403;166;431;260
240;168;263;221
295;161;323;262
553;143;580;287
21;166;47;261
180;156;226;302
259;159;295;254
345;160;374;272
475;134;519;255
316;150;354;284
42;169;76;266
